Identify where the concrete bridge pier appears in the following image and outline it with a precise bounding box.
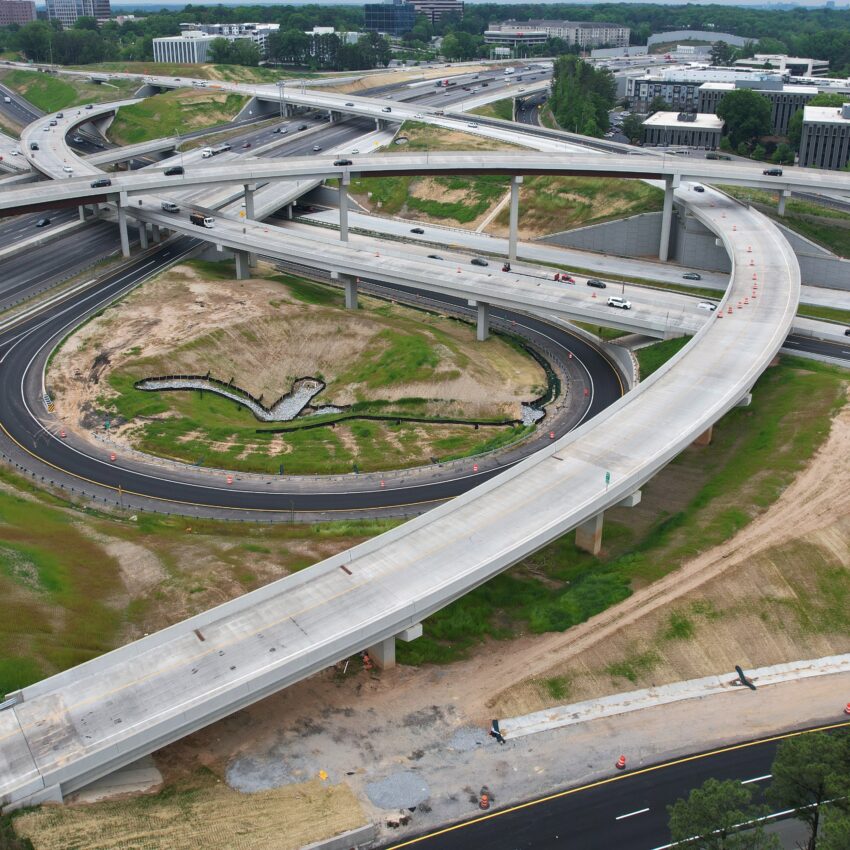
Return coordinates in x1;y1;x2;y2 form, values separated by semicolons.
508;175;523;262
117;204;130;258
367;624;423;669
575;490;642;555
694;425;713;446
137;220;148;250
234;250;251;280
659;175;679;262
777;189;791;217
243;183;257;266
468;300;490;341
339;173;350;242
344;276;358;309
151;224;161;244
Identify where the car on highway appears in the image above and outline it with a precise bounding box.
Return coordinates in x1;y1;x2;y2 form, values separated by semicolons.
410;227;424;234
763;168;783;176
62;165;73;173
697;301;717;312
556;273;575;283
351;148;360;154
71;135;83;143
587;278;606;288
607;296;631;310
273;127;287;134
845;328;850;336
296;124;307;131
35;218;50;227
481;81;489;87
381;106;392;113
345;102;354;106
428;254;444;260
29;142;38;150
471;257;489;267
85;103;93;109
414;113;423;119
693;185;705;193
312;145;322;152
161;201;180;213
164;165;184;176
11;148;19;155
90;177;111;188
467;122;478;128
683;272;702;281
49;119;57;126
42;126;50;132
334;158;352;166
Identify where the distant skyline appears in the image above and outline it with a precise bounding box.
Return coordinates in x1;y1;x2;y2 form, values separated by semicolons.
98;0;850;8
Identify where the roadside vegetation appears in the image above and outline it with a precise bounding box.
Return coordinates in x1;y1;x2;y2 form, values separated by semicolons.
72;61;314;83
470;97;513;121
636;336;691;379
107;88;248;145
0;68;138;112
399;356;847;665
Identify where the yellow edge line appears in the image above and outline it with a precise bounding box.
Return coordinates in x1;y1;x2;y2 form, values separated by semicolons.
384;720;850;849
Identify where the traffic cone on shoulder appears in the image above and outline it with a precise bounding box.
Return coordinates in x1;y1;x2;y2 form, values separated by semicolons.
479;786;491;809
616;755;627;770
844;702;850;715
60;429;66;438
109;452;116;462
591;291;596;299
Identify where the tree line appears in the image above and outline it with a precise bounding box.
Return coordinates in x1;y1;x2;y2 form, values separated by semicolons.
548;55;616;137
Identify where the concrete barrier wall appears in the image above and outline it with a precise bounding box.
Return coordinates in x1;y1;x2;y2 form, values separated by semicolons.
300;824;376;850
544;212;665;258
647;30;749;47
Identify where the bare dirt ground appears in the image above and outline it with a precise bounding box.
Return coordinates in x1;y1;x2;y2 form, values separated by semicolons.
328;64;497;94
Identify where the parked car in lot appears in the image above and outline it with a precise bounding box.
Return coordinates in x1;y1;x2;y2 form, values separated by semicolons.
471;257;489;267
410;227;424;234
697;301;717;312
587;278;606;288
683;272;702;281
607;296;631;310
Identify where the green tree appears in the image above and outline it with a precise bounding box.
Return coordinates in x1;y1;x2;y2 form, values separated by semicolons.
772;143;794;164
719;136;732;152
668;778;780;849
648;95;668;114
820;806;850;850
622;113;644;143
752;144;767;161
710;41;734;66
767;732;850;850
549;55;615;138
717;89;772;148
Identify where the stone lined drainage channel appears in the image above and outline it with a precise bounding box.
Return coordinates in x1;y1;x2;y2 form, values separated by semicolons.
134;375;546;426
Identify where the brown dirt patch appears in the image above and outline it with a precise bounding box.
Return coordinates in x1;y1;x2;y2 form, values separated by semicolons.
328;64;497;94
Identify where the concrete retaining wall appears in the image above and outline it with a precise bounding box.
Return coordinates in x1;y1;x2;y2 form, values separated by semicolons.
543;207;850;290
647;30;749;47
300;823;376;850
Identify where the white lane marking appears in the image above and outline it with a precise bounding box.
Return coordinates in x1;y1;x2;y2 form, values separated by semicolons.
615;807;649;821
741;774;772;784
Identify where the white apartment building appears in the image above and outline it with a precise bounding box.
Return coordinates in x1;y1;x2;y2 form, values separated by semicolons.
152;31;217;64
487;19;630;49
799;103;850;170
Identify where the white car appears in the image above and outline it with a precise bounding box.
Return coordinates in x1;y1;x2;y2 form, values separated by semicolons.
414;113;423;119
697;301;717;312
606;296;632;310
351;148;360;154
467;122;479;128
11;148;19;156
62;165;73;173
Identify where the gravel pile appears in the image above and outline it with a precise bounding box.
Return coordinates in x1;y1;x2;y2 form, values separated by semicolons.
365;771;431;810
447;726;486;752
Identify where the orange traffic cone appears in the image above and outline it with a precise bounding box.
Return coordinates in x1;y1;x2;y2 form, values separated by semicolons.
479;793;490;810
60;429;66;438
616;755;627;770
226;474;233;485
844;702;850;715
109;452;116;462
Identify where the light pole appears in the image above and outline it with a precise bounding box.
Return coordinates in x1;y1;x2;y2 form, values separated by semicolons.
276;80;285;121
175;127;183;171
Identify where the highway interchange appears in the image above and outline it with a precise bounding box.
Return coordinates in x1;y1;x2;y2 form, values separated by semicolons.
0;61;847;843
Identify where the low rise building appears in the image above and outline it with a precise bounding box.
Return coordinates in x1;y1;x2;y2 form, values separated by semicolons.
798;103;850;170
0;0;36;26
641;111;724;149
698;80;818;136
486;19;629;49
734;54;830;77
153;31;217;64
179;22;280;57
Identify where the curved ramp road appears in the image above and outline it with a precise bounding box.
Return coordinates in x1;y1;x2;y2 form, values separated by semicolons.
0;183;800;807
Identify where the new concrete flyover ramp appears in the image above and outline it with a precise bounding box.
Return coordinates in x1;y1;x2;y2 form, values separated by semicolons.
0;188;799;809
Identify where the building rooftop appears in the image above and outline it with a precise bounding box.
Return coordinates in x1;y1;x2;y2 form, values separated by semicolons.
803;104;850;124
699;81;819;95
642;111;724;129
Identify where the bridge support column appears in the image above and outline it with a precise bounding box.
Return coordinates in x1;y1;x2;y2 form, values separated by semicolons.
243;183;257;267
736;392;752;407
151;224;161;244
777;189;791;217
659;175;677;262
344;276;358;309
137;219;148;250
286;203;293;220
694;425;713;446
339;173;350;242
508;175;523;262
234;250;251;280
469;301;490;341
575;490;641;556
118;205;130;258
78;204;87;221
367;624;422;670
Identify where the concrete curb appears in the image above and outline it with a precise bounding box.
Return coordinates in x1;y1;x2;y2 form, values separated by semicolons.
300;824;376;850
501;654;850;739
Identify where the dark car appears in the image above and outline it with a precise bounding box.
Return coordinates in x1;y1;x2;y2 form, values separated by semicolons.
693;185;705;193
35;217;50;227
763;168;783;176
427;254;444;260
29;142;38;151
90;177;111;188
164;165;184;176
345;101;354;106
296;124;307;131
410;227;424;234
333;158;352;166
683;272;702;281
844;328;850;336
471;257;489;267
481;81;489;87
586;278;607;288
85;103;94;110
273;127;286;134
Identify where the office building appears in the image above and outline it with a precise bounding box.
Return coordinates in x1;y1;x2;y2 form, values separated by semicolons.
798;103;850;170
153;31;217;64
486;19;629;50
641;111;724;149
46;0;110;28
179;22;280;57
734;54;830;77
365;0;416;36
409;0;462;25
698;80;818;136
0;0;36;26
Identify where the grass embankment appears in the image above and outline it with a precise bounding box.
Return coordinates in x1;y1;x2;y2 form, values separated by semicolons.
572;322;630;341
471;97;513;121
15;771;364;850
0;69;138;112
0;461;398;695
108;88;248;145
70;62;314;83
53;261;544;476
636;336;691;378
398;357;847;665
721;185;850;259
